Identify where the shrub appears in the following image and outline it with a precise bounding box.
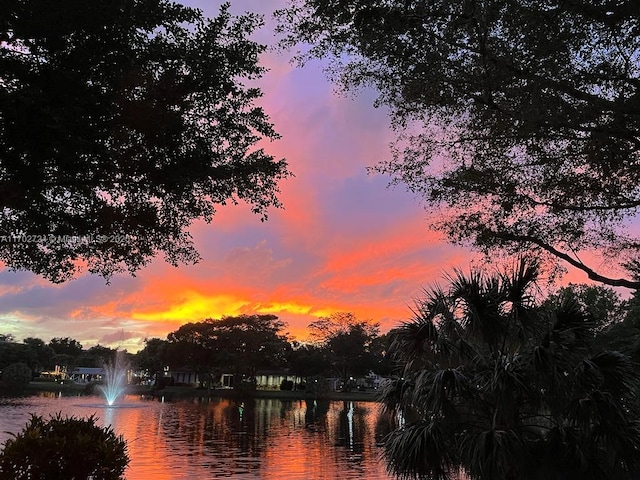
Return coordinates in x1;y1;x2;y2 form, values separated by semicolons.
0;413;129;480
1;362;31;388
280;379;294;391
33;376;57;383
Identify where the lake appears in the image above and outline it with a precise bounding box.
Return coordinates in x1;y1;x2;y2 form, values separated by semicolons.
0;392;396;479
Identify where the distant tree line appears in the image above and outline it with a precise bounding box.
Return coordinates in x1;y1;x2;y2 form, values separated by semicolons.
0;335;121;386
4;281;639;393
0;313;392;392
135;312;395;393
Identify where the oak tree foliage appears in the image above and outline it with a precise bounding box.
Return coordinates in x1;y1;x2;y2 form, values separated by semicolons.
277;0;640;288
0;0;290;282
166;314;290;388
309;312;380;388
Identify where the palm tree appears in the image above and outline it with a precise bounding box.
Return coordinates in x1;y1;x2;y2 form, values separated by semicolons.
381;259;640;480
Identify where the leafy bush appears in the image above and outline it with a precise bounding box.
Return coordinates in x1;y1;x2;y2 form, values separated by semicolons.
0;413;129;480
156;376;175;389
1;362;31;388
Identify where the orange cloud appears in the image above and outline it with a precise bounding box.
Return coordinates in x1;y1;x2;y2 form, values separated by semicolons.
132;291;249;323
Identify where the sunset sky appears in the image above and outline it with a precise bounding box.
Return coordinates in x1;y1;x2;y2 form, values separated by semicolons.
0;0;603;352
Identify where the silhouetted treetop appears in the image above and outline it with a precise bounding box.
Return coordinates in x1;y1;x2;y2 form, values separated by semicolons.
277;0;640;288
0;1;290;282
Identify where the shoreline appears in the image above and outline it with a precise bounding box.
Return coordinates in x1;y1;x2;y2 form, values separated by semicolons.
13;381;382;402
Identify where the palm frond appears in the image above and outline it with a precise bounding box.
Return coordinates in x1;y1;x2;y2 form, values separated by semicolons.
500;257;540;309
587;350;639;398
384;420;456;480
393;320;436;354
378;377;415;415
412;367;471;416
384;261;640;480
460;428;528;480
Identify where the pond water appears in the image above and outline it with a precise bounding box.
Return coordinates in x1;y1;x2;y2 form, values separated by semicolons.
0;392;396;479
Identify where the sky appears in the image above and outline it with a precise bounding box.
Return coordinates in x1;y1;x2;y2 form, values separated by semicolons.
0;0;597;352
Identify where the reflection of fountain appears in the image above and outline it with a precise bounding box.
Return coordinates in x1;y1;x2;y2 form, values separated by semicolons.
346;401;354;449
98;352;128;406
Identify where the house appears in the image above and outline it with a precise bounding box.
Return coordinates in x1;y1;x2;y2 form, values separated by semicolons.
254;369;302;390
166;367;302;390
70;367;105;384
170;368;199;386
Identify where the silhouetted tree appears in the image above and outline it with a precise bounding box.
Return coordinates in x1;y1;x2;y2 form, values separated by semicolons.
381;259;640;480
48;337;83;357
166;314;290;389
545;284;626;331
1;1;290;282
278;0;640;288
76;345;117;368
22;337;55;372
1;362;32;388
594;287;640;362
288;342;331;379
208;314;291;387
0;342;36;372
369;330;399;377
166;322;220;388
309;312;380;389
133;338;168;384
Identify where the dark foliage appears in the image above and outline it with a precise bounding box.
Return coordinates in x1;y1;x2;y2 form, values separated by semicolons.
380;259;640;480
166;314;290;388
1;0;289;281
0;413;129;480
278;0;640;288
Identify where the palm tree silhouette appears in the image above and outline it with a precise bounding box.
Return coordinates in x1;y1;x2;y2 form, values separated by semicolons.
381;259;640;480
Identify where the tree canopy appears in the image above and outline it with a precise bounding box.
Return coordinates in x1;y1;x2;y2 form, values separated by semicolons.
381;259;640;479
0;0;289;282
48;337;83;357
166;314;290;388
277;0;640;288
309;312;380;387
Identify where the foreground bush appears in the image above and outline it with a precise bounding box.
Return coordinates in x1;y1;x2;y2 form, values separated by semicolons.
0;413;128;480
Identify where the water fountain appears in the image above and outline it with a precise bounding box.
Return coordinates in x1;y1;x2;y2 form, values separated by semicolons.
72;350;145;435
98;351;128;406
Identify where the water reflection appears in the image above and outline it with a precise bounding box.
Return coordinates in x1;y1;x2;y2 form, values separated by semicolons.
151;397;391;479
0;394;395;479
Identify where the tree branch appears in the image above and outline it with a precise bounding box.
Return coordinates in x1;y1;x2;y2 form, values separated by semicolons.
492;232;640;290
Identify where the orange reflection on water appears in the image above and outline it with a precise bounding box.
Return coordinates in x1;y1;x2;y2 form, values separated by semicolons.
0;393;394;479
120;396;392;479
98;397;176;480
